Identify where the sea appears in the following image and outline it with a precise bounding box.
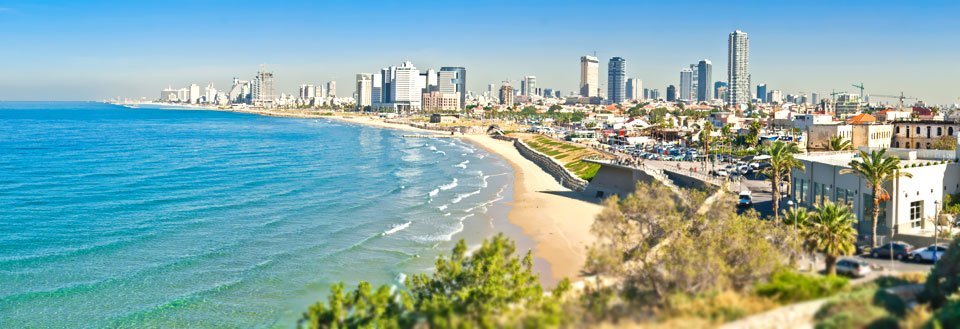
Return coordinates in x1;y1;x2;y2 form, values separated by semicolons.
0;102;520;328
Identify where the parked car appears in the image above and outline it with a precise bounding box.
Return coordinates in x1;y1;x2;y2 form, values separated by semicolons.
835;258;872;278
715;169;729;177
737;190;753;208
910;244;948;263
870;241;914;260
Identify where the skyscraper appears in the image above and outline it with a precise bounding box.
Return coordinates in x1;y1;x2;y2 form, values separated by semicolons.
728;30;750;106
679;68;693;101
522;76;537;97
666;85;677;102
579;55;599;97
696;59;712;102
439;67;466;108
326;81;336;97
756;84;767;103
392;61;421;113
714;81;728;101
626;78;641;100
499;81;514;105
607;57;626;103
356;73;372;109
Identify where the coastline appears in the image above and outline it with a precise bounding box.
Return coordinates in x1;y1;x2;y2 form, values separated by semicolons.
128;103;603;284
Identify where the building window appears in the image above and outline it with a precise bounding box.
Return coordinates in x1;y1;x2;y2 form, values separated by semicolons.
917;127;921;135
926;143;932;149
938;127;943;136
910;201;923;228
927;126;932;138
896;127;900;134
917;142;921;148
950;127;955;136
895;141;900;147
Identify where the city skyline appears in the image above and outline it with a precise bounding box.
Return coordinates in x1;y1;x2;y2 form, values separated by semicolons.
0;0;958;104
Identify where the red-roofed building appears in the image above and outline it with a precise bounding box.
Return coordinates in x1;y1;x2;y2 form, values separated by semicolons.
845;113;876;125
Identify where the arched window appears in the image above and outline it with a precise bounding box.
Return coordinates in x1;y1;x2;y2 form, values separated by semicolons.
938;127;943;136
950;127;955;136
917;142;921;148
895;141;900;147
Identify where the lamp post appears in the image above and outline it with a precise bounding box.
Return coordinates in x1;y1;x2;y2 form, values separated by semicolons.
935;200;941;263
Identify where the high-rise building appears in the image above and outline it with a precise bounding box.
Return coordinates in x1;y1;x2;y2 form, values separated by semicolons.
543;88;554;98
626;78;641;100
756;84;767;103
650;89;661;100
499;81;514;105
356;74;373;109
728;30;750;106
522;76;537;97
252;66;275;108
392;61;421;113
767;90;783;104
714;81;728;100
326;81;336;97
679;68;693;101
371;73;383;107
696;60;712;101
607;57;626;103
439;67;466;108
811;92;820;106
579;55;599;97
204;83;217;103
666;85;677;102
424;69;438;92
188;83;201;104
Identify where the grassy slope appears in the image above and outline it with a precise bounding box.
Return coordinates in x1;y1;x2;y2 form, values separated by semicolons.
518;134;606;181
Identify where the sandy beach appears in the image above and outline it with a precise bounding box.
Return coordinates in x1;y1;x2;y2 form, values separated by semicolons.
462;134;603;284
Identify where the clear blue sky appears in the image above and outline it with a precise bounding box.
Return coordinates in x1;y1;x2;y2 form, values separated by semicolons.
1;0;957;104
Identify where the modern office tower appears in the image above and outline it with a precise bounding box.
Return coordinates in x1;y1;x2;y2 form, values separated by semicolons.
228;78;249;103
188;83;201;104
487;84;495;97
689;64;699;101
626;78;642;100
650;89;661;100
767;90;783;104
553;90;561;98
696;59;712;101
714;81;728;100
299;84;316;99
666;85;677;102
380;66;396;104
439;67;466;108
728;29;750;106
643;88;651;100
521;76;537;97
499;81;514;105
579;55;599;97
252;65;275;108
371;73;384;107
356;74;373;109
679;68;693;101
811;92;819;106
391;61;421;113
756;84;767;103
325;81;336;97
424;69;438;92
543;88;554;98
607;57;626;103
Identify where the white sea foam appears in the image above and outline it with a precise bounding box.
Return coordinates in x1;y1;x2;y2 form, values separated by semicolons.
438;204;448;211
439;178;458;191
443;212;452;216
382;221;412;236
451;189;481;204
454;160;469;169
428;189;440;197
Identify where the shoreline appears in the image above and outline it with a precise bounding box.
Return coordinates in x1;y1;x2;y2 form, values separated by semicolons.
128;103;603;284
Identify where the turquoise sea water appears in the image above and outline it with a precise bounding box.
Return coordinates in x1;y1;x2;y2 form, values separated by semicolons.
0;102;517;328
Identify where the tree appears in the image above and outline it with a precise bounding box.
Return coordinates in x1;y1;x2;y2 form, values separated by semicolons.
586;182;797;300
931;135;957;150
299;234;570;328
763;141;804;222
801;202;857;275
841;149;913;248
721;124;733;154
699;121;714;156
827;136;852;151
748;120;762;147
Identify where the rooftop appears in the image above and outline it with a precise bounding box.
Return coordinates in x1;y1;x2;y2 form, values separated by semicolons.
797;147;956;168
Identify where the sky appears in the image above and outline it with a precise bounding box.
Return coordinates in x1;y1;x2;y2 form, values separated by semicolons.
0;0;958;104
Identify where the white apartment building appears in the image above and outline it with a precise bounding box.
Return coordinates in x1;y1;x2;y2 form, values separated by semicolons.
392;61;421;113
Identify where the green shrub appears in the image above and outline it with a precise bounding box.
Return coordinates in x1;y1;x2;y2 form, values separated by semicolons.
754;270;849;303
814;289;891;329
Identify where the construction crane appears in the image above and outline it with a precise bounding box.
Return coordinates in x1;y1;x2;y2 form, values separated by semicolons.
871;92;917;110
851;83;865;101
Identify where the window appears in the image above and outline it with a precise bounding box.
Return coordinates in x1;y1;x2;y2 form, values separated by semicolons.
950;127;955;136
917;142;921;149
926;143;932;149
814;182;821;205
896;126;900;134
917;127;921;134
938;127;943;136
927;126;931;138
895;141;900;147
910;201;923;228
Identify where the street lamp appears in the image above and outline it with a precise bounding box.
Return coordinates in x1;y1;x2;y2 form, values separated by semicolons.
935;200;941;263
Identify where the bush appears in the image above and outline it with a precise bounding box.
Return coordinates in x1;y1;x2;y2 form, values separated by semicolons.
814;289;892;329
662;290;778;324
754;270;849;303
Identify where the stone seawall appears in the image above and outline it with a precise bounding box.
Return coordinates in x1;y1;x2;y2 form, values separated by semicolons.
513;139;588;191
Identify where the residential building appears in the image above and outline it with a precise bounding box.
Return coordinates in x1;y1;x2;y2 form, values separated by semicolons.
356;74;373;109
252;66;275;108
580;55;599;97
768;90;783;104
189;83;201;104
422;91;460;111
499;82;514;105
522;75;537;98
608;57;626;103
835;93;863;117
893;121;960;149
626;78;641;101
697;59;712;102
728;30;750;106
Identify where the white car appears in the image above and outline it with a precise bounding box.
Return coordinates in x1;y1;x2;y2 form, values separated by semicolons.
835;258;872;278
715;169;729;177
911;244;948;263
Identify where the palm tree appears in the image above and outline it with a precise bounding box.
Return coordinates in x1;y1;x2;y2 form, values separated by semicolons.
802;202;857;275
748;120;763;147
841;149;913;248
721;124;733;155
699;121;714;157
828;136;852;151
763;141;804;221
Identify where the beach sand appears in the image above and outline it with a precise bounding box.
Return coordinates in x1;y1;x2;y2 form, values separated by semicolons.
461;134;603;284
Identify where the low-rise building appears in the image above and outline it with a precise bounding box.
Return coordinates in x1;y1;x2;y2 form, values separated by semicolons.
892;120;960;149
792;142;960;242
422;91;460;112
429;113;460;123
793;113;835;131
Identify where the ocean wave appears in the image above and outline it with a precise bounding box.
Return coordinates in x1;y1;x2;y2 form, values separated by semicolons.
412;214;473;243
439;178;458;191
382;221;412;236
437;204;448;211
428;189;439;198
454;160;469;169
450;189;481;204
